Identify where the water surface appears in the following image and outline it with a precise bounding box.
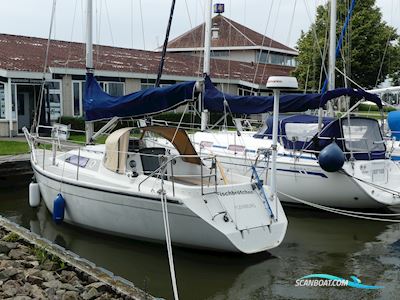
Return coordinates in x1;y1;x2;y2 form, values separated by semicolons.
1;175;400;299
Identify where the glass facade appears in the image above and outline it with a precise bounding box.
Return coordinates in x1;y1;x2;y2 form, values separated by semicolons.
73;82;81;116
257;51;296;67
107;82;124;97
47;80;62;121
11;84;16;120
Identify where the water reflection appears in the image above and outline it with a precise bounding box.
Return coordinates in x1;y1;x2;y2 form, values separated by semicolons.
1;175;400;299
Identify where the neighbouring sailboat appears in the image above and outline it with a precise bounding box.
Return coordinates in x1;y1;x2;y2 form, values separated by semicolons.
185;0;400;209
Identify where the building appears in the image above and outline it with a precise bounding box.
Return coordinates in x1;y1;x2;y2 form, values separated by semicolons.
0;16;296;137
165;14;297;68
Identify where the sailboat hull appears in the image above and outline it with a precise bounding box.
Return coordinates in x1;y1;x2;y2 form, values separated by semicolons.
188;132;400;209
32;156;287;254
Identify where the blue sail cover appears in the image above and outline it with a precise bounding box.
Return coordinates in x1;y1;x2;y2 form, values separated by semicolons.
203;76;321;114
84;73;196;121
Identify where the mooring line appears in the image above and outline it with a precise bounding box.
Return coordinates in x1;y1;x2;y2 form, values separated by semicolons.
278;191;400;222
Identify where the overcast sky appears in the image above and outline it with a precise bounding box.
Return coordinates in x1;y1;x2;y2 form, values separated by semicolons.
0;0;398;51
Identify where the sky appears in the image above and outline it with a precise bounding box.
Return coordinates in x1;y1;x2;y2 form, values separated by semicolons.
0;0;399;51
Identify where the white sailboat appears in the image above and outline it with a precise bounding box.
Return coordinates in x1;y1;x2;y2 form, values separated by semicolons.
23;0;287;253
182;0;400;209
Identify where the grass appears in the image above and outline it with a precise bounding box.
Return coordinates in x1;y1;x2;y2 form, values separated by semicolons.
3;232;21;242
0;141;30;155
32;246;66;269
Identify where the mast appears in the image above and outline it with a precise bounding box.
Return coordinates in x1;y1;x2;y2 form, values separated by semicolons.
327;0;336;115
200;0;213;131
203;0;212;76
85;0;94;143
319;0;337;128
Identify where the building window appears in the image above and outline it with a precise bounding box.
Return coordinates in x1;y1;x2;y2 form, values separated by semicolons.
73;82;81;116
72;81;85;117
238;87;258;96
100;82;124;96
210;50;229;57
47;80;62;121
73;80;125;117
141;79;175;90
270;53;285;65
0;83;5;119
11;84;16;120
141;82;154;90
257;51;296;67
108;82;124;96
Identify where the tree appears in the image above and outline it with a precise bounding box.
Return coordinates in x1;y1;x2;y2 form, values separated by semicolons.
293;0;400;91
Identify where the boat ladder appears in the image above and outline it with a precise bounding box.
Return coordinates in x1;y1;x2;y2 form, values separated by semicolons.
200;156;218;196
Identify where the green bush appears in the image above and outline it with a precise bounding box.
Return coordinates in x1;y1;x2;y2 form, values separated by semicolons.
58;116;135;132
358;103;396;112
58;116;85;131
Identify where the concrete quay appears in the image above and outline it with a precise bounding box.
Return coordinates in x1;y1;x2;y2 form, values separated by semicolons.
0;215;155;300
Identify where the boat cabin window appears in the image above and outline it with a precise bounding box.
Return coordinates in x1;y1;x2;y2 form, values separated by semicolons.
65;155;89;168
342;119;385;152
228;145;246;153
200;141;213;148
285;123;320;142
128;138;143;153
139;147;166;174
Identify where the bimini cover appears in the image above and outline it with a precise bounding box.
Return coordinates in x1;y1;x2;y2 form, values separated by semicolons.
104;127;132;174
84;73;196;121
141;126;202;165
319;88;383;109
203;75;321;114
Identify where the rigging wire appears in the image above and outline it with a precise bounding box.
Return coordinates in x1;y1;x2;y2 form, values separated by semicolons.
303;0;329;85
286;0;298;47
375;0;395;88
183;0;202;80
138;0;150;83
64;0;80;72
250;0;274;89
104;0;115;46
32;0;57;134
130;0;134;49
259;0;283;85
318;20;329;92
95;0;102;66
138;0;146;50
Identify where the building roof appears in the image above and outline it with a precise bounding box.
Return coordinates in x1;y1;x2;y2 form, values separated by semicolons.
0;33;293;86
167;15;297;54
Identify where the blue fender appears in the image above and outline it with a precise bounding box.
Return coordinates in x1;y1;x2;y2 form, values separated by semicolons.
318;142;345;172
53;193;65;224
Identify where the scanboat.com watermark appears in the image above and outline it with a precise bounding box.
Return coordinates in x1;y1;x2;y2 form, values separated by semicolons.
295;274;384;289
